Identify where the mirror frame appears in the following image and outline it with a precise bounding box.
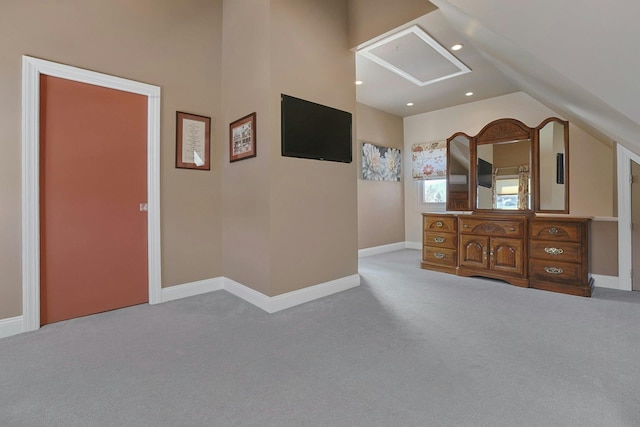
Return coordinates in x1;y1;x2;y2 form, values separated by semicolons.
446;132;472;211
470;118;534;214
533;117;569;214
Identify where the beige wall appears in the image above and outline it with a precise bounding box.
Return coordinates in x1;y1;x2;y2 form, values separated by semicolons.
403;92;615;244
356;103;405;249
591;220;618;276
222;0;358;297
347;0;437;48
0;0;224;319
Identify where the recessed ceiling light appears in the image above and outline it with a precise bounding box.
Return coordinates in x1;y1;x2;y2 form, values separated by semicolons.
465;92;474;97
406;102;414;106
451;44;463;51
355;80;363;85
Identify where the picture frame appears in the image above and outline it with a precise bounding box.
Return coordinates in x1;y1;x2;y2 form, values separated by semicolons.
176;111;211;170
229;112;257;162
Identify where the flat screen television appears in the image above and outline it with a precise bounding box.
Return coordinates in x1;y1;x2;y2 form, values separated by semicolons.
281;94;352;163
478;158;493;188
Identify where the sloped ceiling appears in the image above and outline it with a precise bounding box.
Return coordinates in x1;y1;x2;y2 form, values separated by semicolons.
430;0;640;154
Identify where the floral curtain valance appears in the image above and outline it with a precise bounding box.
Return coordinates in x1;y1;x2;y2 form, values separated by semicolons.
411;140;447;180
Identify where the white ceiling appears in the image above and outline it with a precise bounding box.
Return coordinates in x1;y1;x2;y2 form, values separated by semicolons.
355;9;520;118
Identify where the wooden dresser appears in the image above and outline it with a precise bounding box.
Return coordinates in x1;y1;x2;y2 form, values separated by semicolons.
421;213;593;297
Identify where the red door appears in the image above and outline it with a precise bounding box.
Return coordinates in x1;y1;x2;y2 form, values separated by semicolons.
39;75;148;325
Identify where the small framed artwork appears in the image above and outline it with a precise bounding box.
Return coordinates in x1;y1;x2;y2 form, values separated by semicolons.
176;111;211;170
229;112;257;162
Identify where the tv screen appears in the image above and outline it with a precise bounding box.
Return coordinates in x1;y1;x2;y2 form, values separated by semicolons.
281;94;352;163
478;158;493;188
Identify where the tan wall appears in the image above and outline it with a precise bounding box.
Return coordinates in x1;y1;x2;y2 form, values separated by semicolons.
347;0;437;48
591;220;618;276
221;0;272;295
221;0;358;297
403;92;616;273
0;0;223;319
270;0;358;296
356;103;405;249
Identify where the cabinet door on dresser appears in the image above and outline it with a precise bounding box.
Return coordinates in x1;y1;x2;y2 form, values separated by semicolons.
459;234;489;269
490;237;524;275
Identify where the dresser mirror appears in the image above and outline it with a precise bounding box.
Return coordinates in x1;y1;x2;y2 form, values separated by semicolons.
446;133;471;211
534;118;569;213
446;117;568;214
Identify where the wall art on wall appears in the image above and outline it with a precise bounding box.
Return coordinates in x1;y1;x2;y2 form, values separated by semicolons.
361;142;401;181
411;140;446;179
229;112;257;162
176;111;211;170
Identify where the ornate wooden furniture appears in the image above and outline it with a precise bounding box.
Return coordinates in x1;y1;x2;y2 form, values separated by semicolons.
422;118;593;297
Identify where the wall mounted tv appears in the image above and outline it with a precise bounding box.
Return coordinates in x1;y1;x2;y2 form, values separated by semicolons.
477;158;493;188
281;94;352;163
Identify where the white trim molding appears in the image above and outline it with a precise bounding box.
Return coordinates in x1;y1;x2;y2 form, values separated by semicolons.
0;316;24;340
592;274;620;291
359;242;406;258
21;56;162;332
616;144;640;291
405;241;422;250
161;278;224;303
157;274;361;314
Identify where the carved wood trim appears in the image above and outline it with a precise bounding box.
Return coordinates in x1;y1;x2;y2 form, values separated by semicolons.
476;118;532;144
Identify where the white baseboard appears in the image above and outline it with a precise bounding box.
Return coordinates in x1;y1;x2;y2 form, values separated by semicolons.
0;316;24;339
225;274;361;313
160;274;360;314
161;277;224;303
359;242;406;258
592;274;620;290
405;241;422;250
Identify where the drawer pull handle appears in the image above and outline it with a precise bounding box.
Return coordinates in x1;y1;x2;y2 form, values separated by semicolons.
436;221;443;228
510;227;516;231
434;237;445;243
544;247;564;256
548;227;559;235
463;224;470;228
433;253;446;259
544;267;563;275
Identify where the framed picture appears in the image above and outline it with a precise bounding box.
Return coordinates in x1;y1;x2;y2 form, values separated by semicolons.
176;111;211;170
229;112;257;162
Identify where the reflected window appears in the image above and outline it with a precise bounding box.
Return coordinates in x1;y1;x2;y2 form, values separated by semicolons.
495;177;529;210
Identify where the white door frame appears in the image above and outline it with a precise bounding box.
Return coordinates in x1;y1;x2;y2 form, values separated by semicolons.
617;143;640;292
22;56;162;332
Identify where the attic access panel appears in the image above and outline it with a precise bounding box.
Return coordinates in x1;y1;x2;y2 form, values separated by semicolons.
358;25;470;87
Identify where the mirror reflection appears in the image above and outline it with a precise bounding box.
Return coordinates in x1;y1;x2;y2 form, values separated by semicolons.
538;120;567;211
447;135;470;210
476;140;531;210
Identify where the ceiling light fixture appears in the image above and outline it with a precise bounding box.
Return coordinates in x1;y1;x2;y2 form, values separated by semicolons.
355;80;363;85
406;102;414;106
465;92;474;97
451;44;463;51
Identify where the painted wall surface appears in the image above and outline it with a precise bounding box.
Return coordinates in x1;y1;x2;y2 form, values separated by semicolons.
403;92;615;245
221;0;358;297
221;0;272;295
270;0;358;296
347;0;436;48
0;0;223;319
356;103;405;249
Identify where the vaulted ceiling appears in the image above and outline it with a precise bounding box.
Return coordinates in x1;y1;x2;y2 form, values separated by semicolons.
355;0;640;155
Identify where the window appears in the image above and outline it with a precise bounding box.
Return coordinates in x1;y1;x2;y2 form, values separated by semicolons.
423;179;447;204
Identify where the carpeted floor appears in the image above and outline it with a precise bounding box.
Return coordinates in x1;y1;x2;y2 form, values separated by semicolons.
1;249;640;426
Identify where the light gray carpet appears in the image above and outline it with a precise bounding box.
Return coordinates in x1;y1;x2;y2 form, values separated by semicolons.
2;249;640;427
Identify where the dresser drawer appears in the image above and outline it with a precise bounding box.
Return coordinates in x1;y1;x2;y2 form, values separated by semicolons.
529;221;583;242
422;246;457;268
424;216;457;232
459;218;523;237
530;240;582;263
529;259;583;284
423;231;457;249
